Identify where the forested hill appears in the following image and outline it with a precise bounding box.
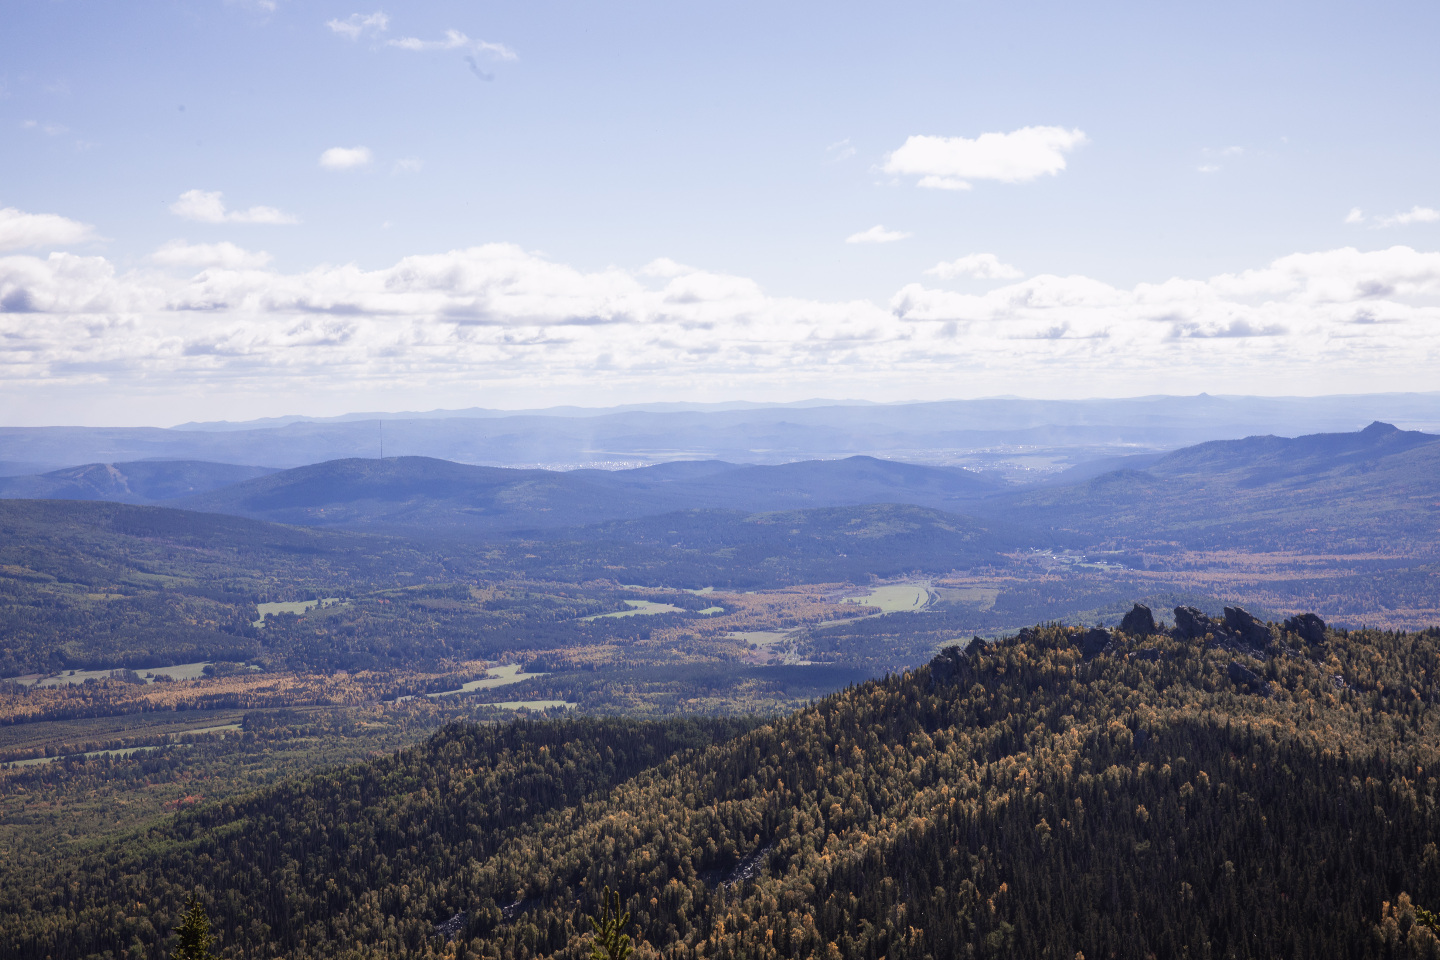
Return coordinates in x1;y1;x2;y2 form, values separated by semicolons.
169;455;997;536
994;421;1440;553
5;613;1440;960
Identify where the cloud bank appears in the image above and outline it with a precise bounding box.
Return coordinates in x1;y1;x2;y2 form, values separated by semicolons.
2;214;1438;405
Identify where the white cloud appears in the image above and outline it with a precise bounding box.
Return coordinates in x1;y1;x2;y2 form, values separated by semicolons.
846;225;911;244
925;254;1023;281
0;208;97;252
169;190;298;225
827;139;856;162
1378;206;1440;228
150;240;272;270
3;243;1439;402
388;30;516;59
883;126;1087;190
1345;206;1439;228
320;146;373;170
393;157;423;174
327;11;389;39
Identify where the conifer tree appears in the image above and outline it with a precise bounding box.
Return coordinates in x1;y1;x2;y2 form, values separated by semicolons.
171;893;214;960
588;886;633;960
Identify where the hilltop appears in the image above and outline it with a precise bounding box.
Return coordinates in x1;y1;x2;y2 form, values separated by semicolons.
0;460;277;504
4;613;1438;960
989;421;1440;554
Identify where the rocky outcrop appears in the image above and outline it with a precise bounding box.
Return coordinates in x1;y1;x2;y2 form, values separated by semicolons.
1080;627;1112;659
1283;612;1327;645
1223;606;1272;648
929;638;984;684
1173;606;1211;640
1120;603;1157;636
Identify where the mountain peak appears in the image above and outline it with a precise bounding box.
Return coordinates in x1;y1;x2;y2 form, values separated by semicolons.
1360;420;1399;435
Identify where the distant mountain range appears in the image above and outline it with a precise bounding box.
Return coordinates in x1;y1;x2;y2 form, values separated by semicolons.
2;420;1436;558
4;393;1440;473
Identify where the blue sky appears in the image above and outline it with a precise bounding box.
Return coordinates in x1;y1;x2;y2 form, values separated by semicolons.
2;0;1438;424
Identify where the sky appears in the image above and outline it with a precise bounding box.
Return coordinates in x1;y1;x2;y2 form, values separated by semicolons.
1;0;1438;426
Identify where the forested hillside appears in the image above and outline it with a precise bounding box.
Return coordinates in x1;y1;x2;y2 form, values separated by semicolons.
5;613;1440;960
996;421;1440;555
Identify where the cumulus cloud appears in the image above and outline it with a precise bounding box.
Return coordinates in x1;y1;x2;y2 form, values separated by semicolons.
388;30;515;59
883;126;1087;190
319;146;373;170
327;11;389;39
169;190;298;225
0;207;97;251
925;254;1023;281
846;225;911;244
1346;208;1366;225
2;243;1438;401
150;240;272;270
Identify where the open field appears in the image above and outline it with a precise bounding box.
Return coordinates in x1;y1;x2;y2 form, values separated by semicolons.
12;660;216;687
581;599;686;619
842;581;934;613
253;597;345;627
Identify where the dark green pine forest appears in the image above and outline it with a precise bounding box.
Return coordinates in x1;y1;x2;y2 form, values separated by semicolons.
5;613;1440;960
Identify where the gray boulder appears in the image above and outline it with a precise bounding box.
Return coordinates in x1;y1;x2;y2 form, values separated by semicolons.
1223;606;1271;647
1120;603;1157;636
1173;606;1211;640
1283;612;1327;645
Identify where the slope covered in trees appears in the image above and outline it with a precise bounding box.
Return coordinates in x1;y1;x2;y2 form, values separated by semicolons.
995;421;1440;555
4;614;1440;959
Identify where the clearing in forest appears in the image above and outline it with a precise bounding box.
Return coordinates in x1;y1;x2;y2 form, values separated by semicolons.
842;582;934;613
